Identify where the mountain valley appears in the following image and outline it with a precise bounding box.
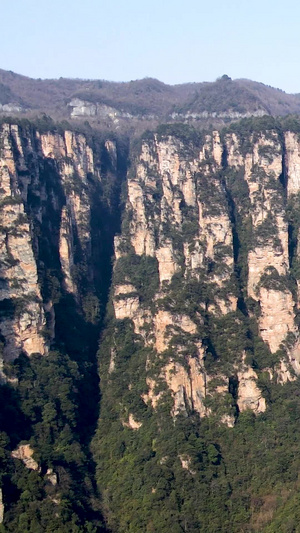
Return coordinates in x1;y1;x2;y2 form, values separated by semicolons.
1;71;300;531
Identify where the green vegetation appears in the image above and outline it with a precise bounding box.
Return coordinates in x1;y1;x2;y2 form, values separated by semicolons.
0;120;129;532
114;254;159;307
175;75;264;115
91;114;300;533
3;111;300;532
94;331;300;533
156;123;203;146
1;351;104;532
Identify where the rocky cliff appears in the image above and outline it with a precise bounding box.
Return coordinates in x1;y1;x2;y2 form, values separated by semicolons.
104;120;300;428
0;119;125;530
0;120;121;370
3;116;300;531
1;117;300;424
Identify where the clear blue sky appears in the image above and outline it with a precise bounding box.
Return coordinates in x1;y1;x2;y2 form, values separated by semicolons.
2;0;300;93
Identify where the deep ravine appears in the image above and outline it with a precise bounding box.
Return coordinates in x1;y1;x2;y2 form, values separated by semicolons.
3;117;300;531
0;120;127;531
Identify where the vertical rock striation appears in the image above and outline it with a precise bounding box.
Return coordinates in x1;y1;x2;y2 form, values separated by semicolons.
0;124;46;360
0;122;119;368
225;127;300;372
108;122;300;427
111;127;257;423
2;118;300;422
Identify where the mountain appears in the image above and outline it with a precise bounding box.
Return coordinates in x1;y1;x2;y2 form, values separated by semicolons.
93;117;300;531
1;84;300;530
2;69;300;130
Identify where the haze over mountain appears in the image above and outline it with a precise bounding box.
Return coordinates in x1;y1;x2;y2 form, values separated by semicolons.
2;69;300;130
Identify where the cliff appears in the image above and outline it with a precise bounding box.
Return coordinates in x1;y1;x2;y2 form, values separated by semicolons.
0;121;121;370
3;116;300;531
0;119;125;530
91;118;300;532
105;121;300;429
2;118;297;421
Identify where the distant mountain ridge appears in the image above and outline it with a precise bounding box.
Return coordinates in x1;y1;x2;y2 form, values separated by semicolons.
1;69;300;130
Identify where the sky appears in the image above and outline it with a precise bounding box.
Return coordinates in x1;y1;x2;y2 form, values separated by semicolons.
2;0;300;93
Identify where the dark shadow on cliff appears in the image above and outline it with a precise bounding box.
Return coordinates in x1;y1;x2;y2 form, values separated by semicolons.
0;126;128;531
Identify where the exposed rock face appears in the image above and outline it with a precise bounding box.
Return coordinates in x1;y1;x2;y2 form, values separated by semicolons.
46;468;58;485
0;122;118;367
156;244;179;283
0;103;23;113
114;284;140;321
59;206;76;294
11;443;39;471
171;109;266;121
258;288;296;353
145;356;207;417
225;129;300;367
69;98;97;118
0;124;46;360
39;129;94;265
111;131;248;423
122;413;142;430
113;131;236;421
0;488;3;524
2;119;300;429
68;99;134;121
110;124;300;426
178;454;196;474
165;357;207;417
285;131;300;197
237;363;266;413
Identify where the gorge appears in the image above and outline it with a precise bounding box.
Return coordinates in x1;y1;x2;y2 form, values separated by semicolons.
1;80;300;531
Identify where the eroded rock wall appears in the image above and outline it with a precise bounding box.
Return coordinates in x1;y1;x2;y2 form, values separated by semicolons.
110;130;259;423
0;122;118;366
225;129;300;369
3;119;300;426
109;124;300;425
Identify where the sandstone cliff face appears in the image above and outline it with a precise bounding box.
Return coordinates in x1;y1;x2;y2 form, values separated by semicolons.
2;119;300;426
0;124;46;360
11;443;39;471
0;122;118;367
112;130;260;423
225;130;300;368
39;129;94;266
236;357;266;414
285;131;300;197
110;124;300;425
0;488;3;524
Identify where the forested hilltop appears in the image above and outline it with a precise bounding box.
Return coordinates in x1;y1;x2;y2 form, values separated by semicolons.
2;113;300;532
2;69;300;132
